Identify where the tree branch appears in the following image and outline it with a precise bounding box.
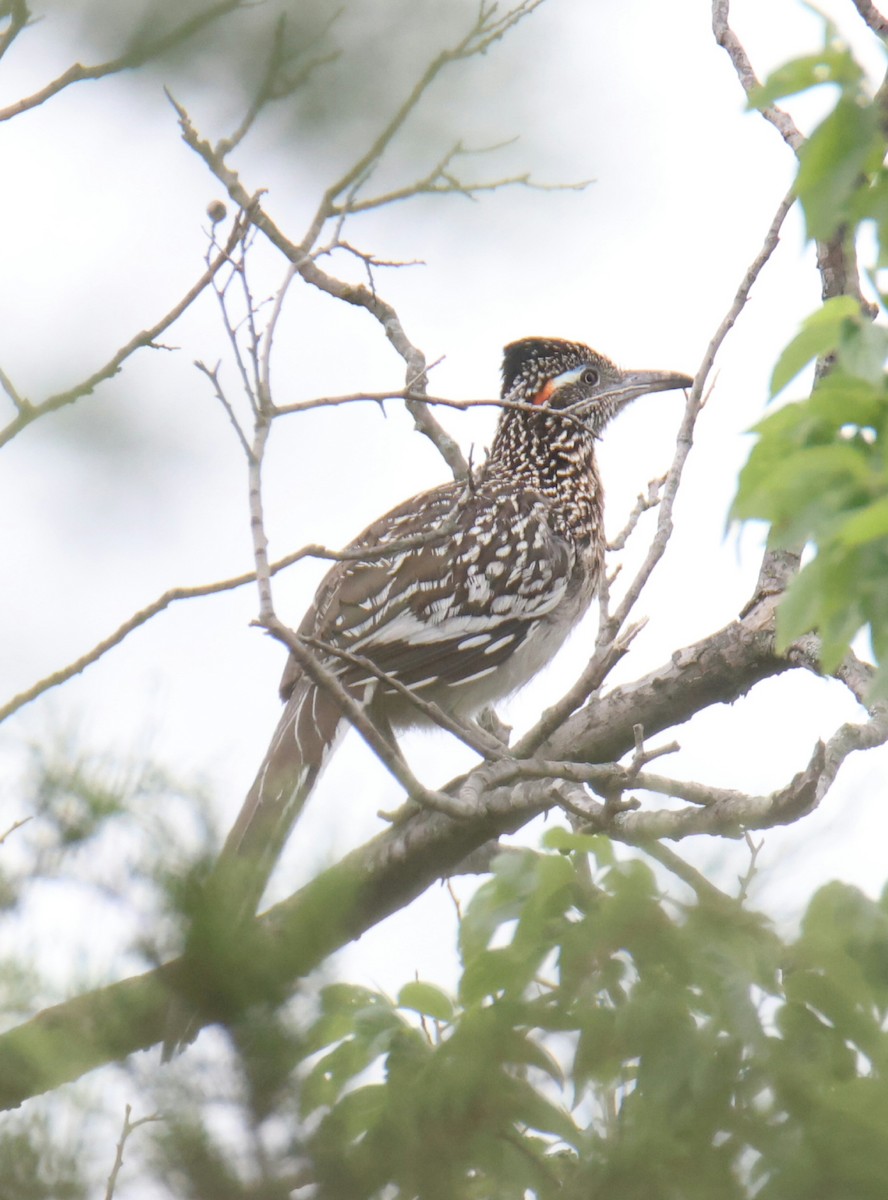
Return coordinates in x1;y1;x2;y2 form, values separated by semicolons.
0;525;477;725
0;602;792;1107
711;0;804;151
0;1;246;123
0;214;250;449
852;0;888;38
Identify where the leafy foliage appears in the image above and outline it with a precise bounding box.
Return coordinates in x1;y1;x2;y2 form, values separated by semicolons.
153;840;888;1199
735;20;888;693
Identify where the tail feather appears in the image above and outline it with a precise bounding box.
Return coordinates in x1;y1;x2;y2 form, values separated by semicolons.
221;676;345;913
161;676;345;1059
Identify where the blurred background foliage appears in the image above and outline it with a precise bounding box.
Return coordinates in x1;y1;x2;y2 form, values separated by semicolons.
116;838;888;1198
45;0;537;182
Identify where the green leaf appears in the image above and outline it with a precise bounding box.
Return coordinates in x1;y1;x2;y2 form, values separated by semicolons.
459;849;540;966
836;495;888;546
838;319;888;386
750;45;862;110
770;296;859;397
325;1083;388;1141
542;826;615;864
735;441;871;544
797;96;879;241
502;1075;581;1145
301;1037;381;1115
809;371;886;428
305;984;393;1053
397;981;454;1022
459;945;539;1004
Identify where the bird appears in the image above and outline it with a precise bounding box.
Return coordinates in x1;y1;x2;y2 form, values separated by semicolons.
164;337;691;1055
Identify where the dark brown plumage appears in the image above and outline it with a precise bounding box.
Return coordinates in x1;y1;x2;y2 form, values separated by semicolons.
225;337;691;894
163;337;691;1056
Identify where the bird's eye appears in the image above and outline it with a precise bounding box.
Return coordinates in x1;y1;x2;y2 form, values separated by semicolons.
580;367;599;386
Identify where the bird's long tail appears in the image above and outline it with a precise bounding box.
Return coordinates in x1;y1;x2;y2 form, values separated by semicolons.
161;676;344;1058
221;674;346;911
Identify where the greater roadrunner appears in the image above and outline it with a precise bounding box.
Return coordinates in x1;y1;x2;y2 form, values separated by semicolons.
164;337;690;1054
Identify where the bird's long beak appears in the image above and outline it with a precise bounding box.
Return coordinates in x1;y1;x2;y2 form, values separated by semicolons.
618;368;695;402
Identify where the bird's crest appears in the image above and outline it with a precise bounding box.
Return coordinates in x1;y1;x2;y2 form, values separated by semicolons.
501;337;605;402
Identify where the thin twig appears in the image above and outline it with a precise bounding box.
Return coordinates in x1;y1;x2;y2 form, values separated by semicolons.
711;0;804;151
599;185;796;645
736;833;765;903
262;616;472;819
249;263;299;619
0;816;32;846
103;1104;162;1200
0;526;476;726
512;619;648;757
642;840;738;908
301;635;509;761
0;364;29;414
607;475;667;552
0;1;28;65
0;1;245;123
194;360;252;458
273;390;586;421
0;214;250;449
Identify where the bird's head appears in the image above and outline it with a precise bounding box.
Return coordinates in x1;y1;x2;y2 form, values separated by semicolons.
501;337;693;435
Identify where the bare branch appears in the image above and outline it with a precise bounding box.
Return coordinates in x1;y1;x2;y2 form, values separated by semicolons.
0;815;32;846
694;186;796;405
607;475;666;552
0;214;250;449
0;363;29;415
0;527;476;725
599;184;795;646
0;603;801;1101
711;0;804;151
273;390;576;420
165;3;571;486
103;1104;162;1200
262;616;472;819
194;359;252;458
641;840;739;909
331;141;588;216
0;1;29;66
302;635;509;761
0;1;246;123
851;0;888;38
301;0;546;247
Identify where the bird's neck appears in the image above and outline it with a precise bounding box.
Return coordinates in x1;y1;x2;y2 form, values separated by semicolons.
484;411;604;543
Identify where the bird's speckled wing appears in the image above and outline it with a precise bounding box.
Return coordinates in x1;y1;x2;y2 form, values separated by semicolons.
280;477;579;708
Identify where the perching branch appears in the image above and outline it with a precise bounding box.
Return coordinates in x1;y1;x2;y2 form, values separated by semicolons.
0;601;792;1107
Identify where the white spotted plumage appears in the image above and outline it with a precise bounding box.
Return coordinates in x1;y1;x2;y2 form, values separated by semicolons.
162;336;692;1057
219;340;691;919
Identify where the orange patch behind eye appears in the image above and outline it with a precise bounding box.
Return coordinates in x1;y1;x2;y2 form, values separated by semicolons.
532;379;556;406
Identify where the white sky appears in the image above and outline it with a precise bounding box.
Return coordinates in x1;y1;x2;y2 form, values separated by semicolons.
1;0;887;1175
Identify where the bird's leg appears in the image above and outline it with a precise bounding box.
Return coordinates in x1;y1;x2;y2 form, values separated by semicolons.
373;710;421;825
474;705;513;749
